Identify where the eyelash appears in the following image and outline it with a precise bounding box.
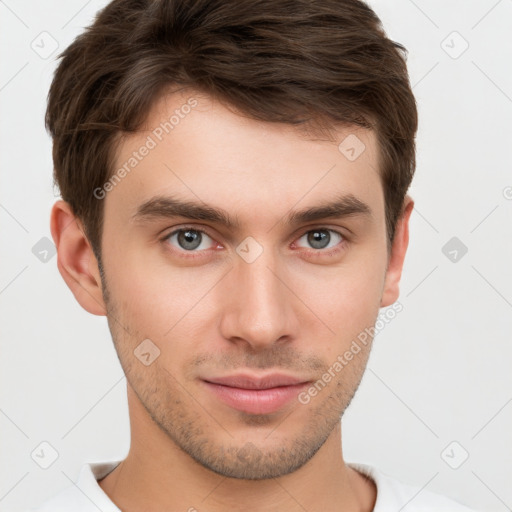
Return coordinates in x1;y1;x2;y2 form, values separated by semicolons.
160;225;348;260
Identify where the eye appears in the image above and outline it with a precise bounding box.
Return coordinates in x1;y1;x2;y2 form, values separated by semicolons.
294;228;345;252
163;228;217;252
160;226;347;260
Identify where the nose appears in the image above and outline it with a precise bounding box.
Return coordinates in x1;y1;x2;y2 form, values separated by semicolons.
218;247;297;351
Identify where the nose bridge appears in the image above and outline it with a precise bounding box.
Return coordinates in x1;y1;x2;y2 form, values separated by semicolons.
220;242;294;348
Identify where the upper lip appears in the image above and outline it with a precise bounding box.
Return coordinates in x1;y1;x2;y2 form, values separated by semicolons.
203;373;309;390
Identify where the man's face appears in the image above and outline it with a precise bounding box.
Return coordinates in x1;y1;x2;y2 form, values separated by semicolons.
98;90;392;479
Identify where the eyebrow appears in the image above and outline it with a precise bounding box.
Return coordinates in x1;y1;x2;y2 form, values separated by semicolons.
130;193;372;229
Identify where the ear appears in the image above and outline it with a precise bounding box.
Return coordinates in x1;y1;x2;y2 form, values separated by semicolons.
380;195;414;307
50;200;106;316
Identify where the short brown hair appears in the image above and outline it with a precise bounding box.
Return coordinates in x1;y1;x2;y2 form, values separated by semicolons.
46;0;418;263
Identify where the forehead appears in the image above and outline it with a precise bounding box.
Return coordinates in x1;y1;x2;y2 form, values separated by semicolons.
104;89;384;232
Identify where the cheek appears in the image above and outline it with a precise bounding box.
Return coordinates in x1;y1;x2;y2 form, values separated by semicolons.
108;243;200;318
295;256;386;336
105;253;223;370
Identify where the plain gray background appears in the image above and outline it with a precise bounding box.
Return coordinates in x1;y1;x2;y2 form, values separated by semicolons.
1;1;511;511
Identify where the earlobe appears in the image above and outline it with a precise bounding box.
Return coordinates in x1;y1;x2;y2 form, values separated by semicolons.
380;196;414;308
50;200;107;316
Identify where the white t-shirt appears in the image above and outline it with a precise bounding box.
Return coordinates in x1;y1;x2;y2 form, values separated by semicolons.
29;460;480;511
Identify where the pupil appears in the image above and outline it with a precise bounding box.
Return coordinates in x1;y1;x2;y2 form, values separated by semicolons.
308;230;329;249
179;229;201;250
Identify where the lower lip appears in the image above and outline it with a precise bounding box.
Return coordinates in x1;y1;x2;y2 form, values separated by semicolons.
202;381;310;415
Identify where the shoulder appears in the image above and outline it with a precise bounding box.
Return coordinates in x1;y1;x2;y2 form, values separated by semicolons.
27;461;122;512
27;485;86;512
348;462;481;512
